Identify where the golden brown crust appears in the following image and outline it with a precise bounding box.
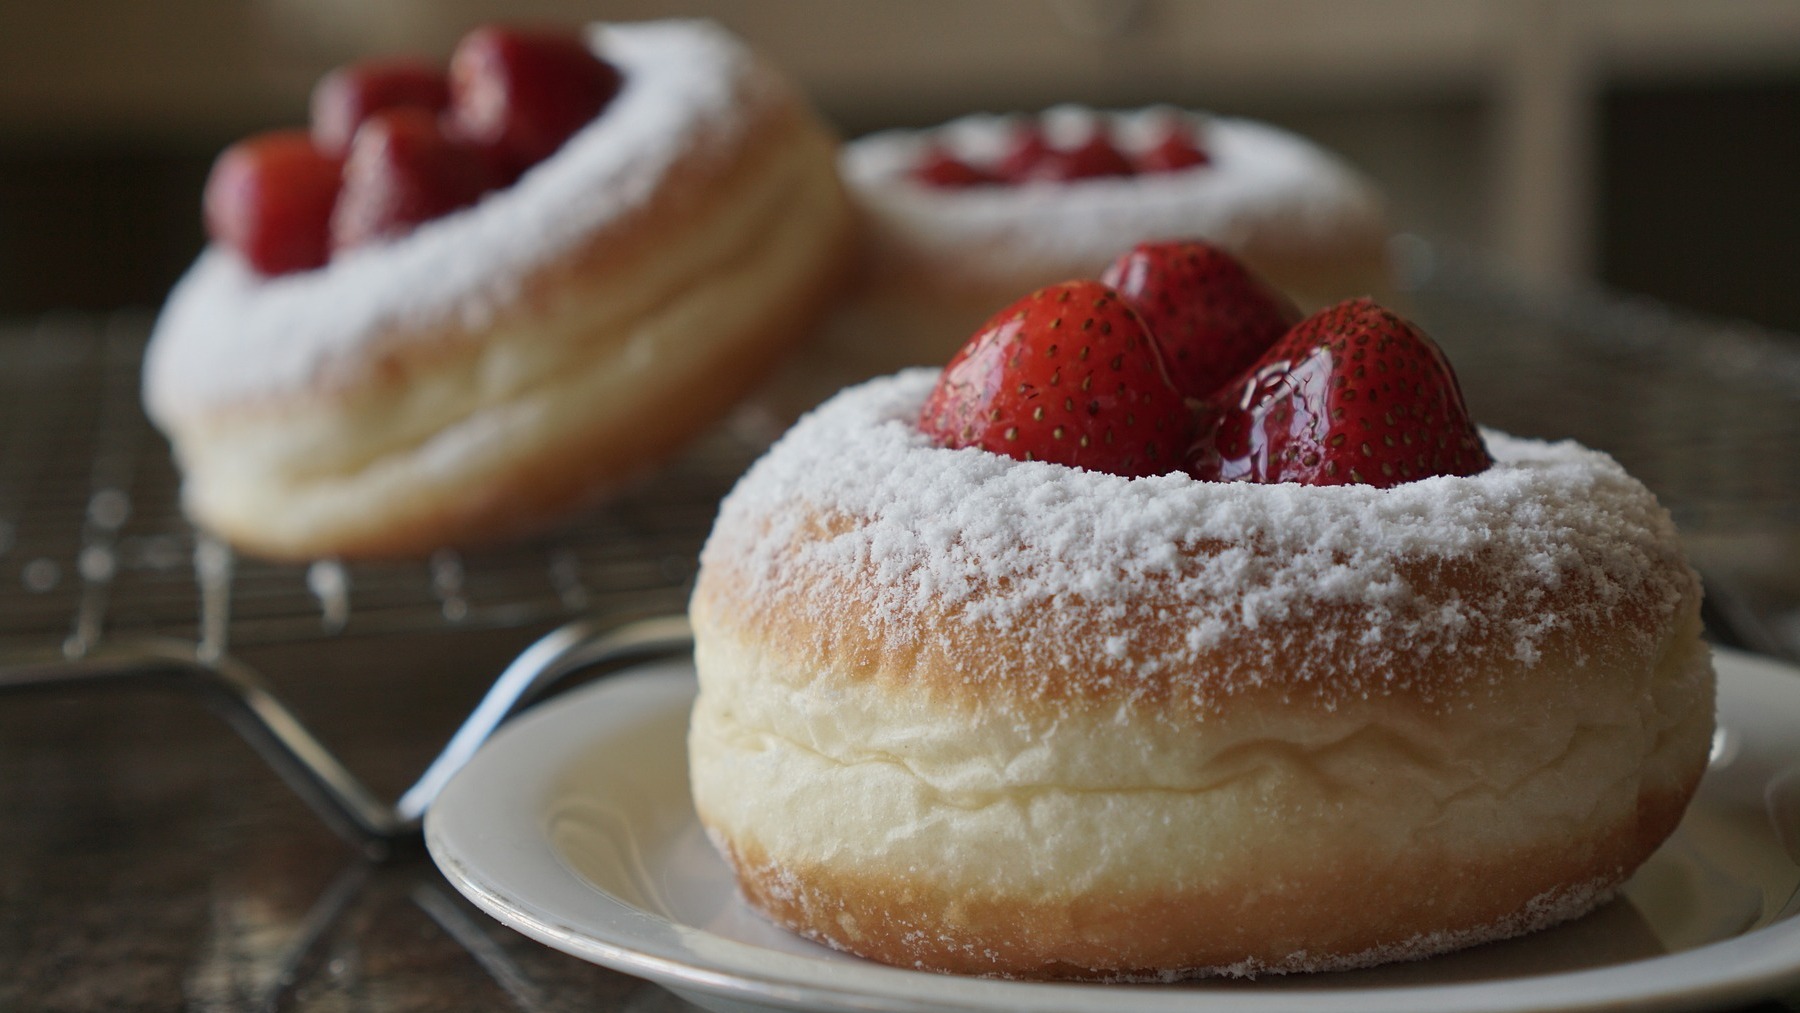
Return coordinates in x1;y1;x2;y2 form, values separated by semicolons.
693;509;1678;719
710;778;1698;979
691;549;1711;976
228;223;854;559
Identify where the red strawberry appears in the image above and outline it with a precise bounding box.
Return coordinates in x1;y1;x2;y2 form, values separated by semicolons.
447;26;622;175
1018;135;1136;183
330;108;504;251
203;130;343;275
912;145;995;188
1102;241;1301;398
310;59;451;156
996;123;1053;180
1135;122;1211;173
1191;298;1491;487
918;280;1190;477
998;121;1137;183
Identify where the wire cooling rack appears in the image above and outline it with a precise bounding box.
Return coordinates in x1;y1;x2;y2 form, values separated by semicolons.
2;246;1799;856
0;313;767;656
0;312;767;855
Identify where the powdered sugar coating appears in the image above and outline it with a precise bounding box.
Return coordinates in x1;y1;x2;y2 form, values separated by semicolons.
703;369;1697;707
146;20;779;419
841;107;1388;285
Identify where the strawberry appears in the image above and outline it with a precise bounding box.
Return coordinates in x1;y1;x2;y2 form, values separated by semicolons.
1016;135;1136;183
996;123;1054;180
918;280;1190;477
912;144;995;188
1101;241;1300;398
203;130;343;275
330;108;504;252
310;59;450;156
1135;122;1211;173
447;25;622;175
1036;132;1135;181
1190;298;1491;487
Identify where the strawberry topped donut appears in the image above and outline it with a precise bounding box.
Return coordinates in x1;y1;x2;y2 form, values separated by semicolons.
690;241;1714;979
146;20;852;559
776;107;1391;411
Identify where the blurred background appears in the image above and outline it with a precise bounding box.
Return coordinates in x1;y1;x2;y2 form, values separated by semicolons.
0;0;1797;329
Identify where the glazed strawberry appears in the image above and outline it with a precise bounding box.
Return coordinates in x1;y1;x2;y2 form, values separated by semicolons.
1135;122;1211;173
1101;241;1300;398
1191;298;1491;487
310;59;450;156
918;280;1189;477
330;109;503;251
203;130;343;275
448;26;622;174
912;145;995;188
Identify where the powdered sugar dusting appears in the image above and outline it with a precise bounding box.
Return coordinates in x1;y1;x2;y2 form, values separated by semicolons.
145;20;777;419
702;370;1697;707
841;107;1387;283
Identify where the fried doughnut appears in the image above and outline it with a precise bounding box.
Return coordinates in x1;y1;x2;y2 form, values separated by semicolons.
774;108;1390;410
145;20;853;559
688;370;1714;980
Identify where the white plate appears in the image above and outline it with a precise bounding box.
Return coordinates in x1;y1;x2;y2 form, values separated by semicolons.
427;649;1800;1013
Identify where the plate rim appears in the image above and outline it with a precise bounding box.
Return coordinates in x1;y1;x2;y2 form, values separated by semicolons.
425;648;1800;1013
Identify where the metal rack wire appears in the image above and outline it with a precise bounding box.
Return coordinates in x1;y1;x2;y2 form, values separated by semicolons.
0;314;765;655
0;312;766;856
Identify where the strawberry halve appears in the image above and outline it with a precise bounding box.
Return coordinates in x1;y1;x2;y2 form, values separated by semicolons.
915;240;1484;490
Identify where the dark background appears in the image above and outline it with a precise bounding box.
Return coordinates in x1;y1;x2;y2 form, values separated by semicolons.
0;1;1796;332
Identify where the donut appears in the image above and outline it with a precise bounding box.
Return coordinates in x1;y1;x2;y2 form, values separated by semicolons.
687;365;1714;979
144;20;853;560
772;107;1390;411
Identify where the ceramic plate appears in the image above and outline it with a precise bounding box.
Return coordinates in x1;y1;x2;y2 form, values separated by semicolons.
427;649;1800;1013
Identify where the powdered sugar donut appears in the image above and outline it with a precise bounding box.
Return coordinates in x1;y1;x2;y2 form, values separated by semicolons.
688;369;1714;979
145;20;853;559
773;108;1390;411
